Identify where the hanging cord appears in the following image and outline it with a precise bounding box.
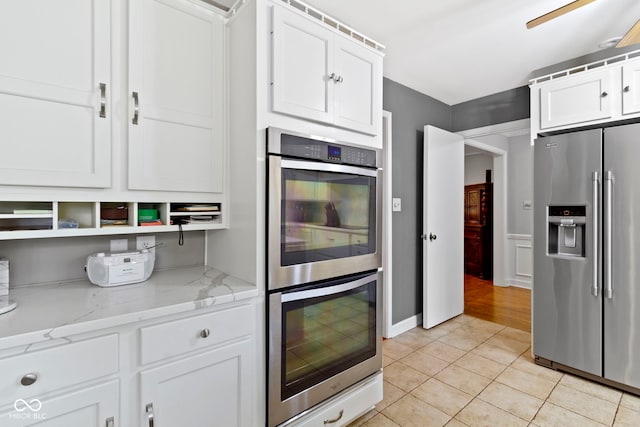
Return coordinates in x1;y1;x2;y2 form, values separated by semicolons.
178;223;184;246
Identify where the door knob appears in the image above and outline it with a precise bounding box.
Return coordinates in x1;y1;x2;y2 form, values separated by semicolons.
429;233;437;241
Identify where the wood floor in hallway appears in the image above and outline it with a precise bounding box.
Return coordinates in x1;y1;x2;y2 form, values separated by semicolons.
464;274;531;332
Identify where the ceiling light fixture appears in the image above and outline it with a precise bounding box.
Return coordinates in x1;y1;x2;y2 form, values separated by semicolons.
598;37;623;49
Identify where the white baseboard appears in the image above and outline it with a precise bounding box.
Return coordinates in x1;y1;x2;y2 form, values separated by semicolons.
388;314;423;338
507;279;532;289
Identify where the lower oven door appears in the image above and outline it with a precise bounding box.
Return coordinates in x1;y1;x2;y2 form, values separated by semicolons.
268;271;382;427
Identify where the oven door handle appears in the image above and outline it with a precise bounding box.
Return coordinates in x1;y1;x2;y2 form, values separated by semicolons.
281;273;378;302
280;159;379;177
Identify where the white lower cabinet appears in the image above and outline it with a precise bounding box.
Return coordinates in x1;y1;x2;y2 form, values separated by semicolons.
137;301;256;427
0;380;119;427
0;299;258;427
140;339;254;427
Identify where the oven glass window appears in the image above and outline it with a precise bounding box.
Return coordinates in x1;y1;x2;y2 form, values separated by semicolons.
281;279;376;400
281;168;376;266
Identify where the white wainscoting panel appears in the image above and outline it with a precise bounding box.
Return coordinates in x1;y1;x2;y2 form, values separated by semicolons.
507;234;532;289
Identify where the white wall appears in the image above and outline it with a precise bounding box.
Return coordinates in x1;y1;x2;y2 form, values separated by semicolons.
507;134;533;235
464;154;493;185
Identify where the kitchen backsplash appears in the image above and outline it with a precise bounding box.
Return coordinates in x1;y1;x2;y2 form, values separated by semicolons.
0;231;205;287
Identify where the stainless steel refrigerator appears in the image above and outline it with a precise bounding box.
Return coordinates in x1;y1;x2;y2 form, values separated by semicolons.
534;122;640;392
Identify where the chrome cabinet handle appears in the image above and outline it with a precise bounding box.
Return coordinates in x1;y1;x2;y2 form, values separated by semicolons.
429;233;437;241
324;409;344;424
337;75;344;83
20;373;37;386
200;328;210;338
605;171;613;299
146;403;154;427
328;72;337;82
132;91;140;125
106;416;114;427
99;83;107;118
592;171;599;297
623;85;630;93
601;91;608;98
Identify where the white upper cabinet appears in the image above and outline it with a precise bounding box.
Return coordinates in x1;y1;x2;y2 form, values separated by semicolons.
0;0;111;188
333;37;383;135
622;58;640;115
272;5;334;125
271;4;383;136
128;0;225;193
539;68;613;130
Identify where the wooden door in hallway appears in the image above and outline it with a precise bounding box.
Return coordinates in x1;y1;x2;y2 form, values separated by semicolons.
464;274;531;331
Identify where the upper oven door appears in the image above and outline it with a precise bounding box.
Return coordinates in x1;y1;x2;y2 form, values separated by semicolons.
268;155;381;289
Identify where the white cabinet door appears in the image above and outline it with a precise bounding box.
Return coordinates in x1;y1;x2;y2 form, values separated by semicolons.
272;5;334;124
0;380;118;427
622;58;640;115
539;69;613;129
129;0;225;193
271;5;383;136
140;340;254;427
334;38;383;135
0;0;111;188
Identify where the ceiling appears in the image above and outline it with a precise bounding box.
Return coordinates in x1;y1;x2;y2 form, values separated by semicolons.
302;0;640;105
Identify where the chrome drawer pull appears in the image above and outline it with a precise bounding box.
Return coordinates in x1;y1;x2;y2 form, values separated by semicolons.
99;83;107;118
200;328;210;338
324;409;344;424
20;373;37;386
106;416;114;427
132;91;140;125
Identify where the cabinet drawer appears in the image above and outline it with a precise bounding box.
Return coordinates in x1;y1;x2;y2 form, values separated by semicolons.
0;334;118;406
284;372;382;426
139;303;254;365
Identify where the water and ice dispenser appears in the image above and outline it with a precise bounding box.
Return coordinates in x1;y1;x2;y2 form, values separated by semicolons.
547;206;586;257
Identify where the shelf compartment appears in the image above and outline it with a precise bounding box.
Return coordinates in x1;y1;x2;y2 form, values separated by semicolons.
137;202;168;226
57;202;97;229
170;203;222;225
99;202;135;228
0;201;54;231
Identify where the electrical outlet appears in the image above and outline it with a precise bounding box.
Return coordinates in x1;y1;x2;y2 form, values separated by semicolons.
136;235;156;253
110;239;128;252
392;198;402;212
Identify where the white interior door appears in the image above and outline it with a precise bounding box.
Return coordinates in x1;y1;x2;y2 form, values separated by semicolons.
423;125;464;329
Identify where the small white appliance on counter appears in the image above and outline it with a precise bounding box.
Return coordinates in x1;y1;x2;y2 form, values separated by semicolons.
86;250;155;287
0;258;17;314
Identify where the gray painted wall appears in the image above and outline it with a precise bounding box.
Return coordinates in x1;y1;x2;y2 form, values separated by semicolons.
0;231;205;287
451;86;530;132
383;78;452;324
464;154;493;186
507;134;533;235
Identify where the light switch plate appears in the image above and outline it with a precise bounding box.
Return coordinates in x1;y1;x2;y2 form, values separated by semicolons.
392;198;401;212
110;239;128;252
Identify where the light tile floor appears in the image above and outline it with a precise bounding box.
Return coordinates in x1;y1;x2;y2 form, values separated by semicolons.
347;314;640;427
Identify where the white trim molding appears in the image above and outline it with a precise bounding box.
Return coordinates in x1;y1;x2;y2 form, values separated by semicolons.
506;234;532;289
388;314;422;338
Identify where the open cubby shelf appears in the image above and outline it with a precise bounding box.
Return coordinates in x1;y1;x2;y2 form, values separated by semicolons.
0;201;224;240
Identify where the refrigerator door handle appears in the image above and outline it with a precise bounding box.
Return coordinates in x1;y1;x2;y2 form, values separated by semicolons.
592;171;599;297
605;171;613;299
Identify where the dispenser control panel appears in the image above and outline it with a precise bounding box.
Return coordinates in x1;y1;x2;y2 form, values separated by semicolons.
547;205;586;257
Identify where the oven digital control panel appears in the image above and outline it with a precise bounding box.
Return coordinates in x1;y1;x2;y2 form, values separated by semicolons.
278;132;378;167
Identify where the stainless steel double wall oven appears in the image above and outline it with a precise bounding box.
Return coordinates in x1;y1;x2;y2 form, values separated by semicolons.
266;127;382;426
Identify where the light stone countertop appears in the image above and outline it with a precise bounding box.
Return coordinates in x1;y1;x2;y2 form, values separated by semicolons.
0;266;258;349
